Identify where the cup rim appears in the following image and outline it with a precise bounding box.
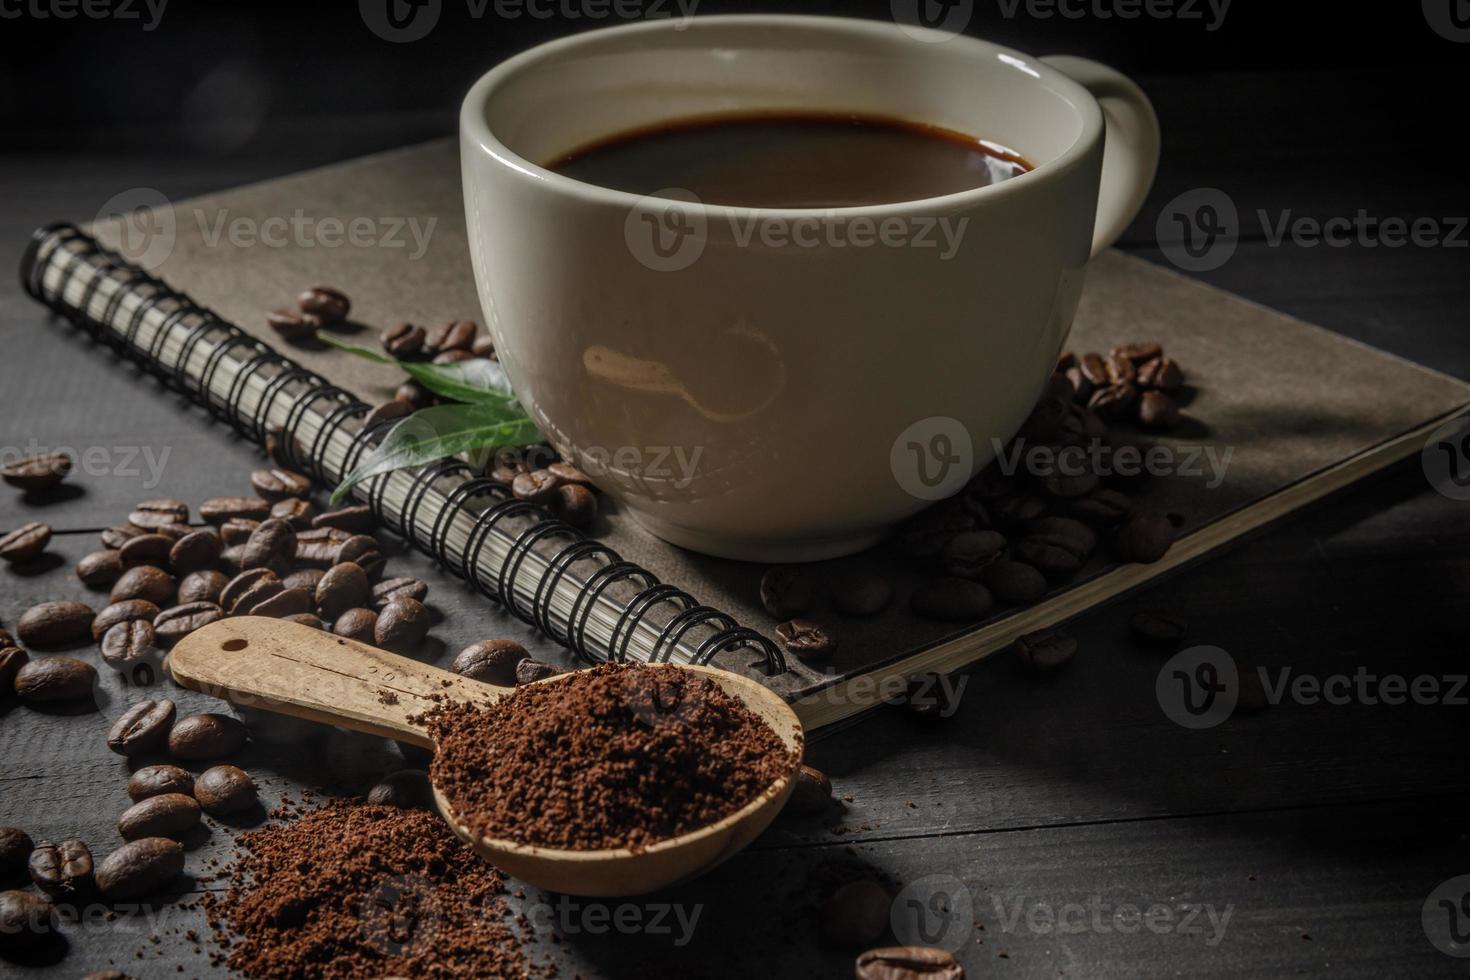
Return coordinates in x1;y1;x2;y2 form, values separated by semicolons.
460;14;1105;217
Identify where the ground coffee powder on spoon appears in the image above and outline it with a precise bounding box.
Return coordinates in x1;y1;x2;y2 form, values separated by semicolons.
426;662;797;851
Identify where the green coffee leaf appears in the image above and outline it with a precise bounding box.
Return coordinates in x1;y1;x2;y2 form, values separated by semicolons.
317;333;515;405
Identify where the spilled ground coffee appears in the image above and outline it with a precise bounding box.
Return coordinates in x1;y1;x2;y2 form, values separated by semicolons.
427;662;797;851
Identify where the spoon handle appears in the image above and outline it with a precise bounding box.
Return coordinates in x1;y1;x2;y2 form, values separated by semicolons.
168;616;509;747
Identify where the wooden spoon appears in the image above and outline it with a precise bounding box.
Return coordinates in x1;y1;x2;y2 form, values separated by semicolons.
168;616;802;897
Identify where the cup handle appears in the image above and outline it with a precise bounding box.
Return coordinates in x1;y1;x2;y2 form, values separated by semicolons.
1040;55;1161;257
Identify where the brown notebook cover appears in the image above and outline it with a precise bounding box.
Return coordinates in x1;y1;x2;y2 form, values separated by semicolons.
81;138;1470;727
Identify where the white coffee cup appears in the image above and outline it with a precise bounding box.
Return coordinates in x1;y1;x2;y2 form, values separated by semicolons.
461;15;1159;562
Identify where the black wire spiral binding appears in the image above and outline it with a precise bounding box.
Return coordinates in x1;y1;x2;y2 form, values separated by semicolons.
18;222;785;674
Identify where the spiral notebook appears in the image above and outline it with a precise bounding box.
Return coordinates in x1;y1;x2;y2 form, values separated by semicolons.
21;139;1470;729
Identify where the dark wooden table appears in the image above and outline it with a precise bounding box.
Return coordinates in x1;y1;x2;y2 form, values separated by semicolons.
2;66;1468;978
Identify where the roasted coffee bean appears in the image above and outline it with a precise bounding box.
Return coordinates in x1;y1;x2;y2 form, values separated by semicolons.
333;608;378;643
94;837;184;900
107;698;176;757
220;518;263;546
1077;351;1109;386
1013;628;1077;672
154;602;225;643
167;529;220;574
1068;488;1132;527
127;765;194;802
821;879;891;947
100;621;166;681
374;597;430;652
1038;466;1100;500
128;499;188;530
155;523;194;541
314;562;373;620
551;483;598;527
452;639;528;686
1138;390;1181;431
0;646;27;691
1019;395;1071;443
17;600;95;647
366;769;434;810
193;765;257;815
298;284;350;323
893;509;975;560
14;656;96;702
1087;382;1139;421
92;599;161;641
1105;351;1137;385
295;537;340;567
0;628;11;649
1136;355;1183;391
250;468;312;502
220;568;278;611
1064;365;1095;403
1029;516;1096;555
0;522;51;563
514;658;562;685
270;497;316;529
169;713;247;761
1113;512;1173;564
311;504;374;533
939;531;1007;579
0;451;71;491
371;575;428;610
472;334;497;358
904;672;962;717
178;570;228;605
775;619;836;658
1112;341;1163;364
0;827;31;880
0;889;57;952
511;469;560;502
249;587;314;619
1014;536;1086;580
832;570;893;617
200;496;271;524
547;461;591;485
119;533;173;568
282;612;325;630
267;308;319;341
362;397;413;430
242;518;297;573
282;567;325;592
333;537;383;579
432;349;474;365
990;493;1048;529
77;549;124;587
782;764;833;816
111;565;175;607
28;839;92;899
424;318;477;354
759;566;813;619
229;578;283;615
1129;609;1188;649
381;321;425;357
101;524;141;550
118;792;200;841
395;380;433;409
911;578;993;622
979;559;1048;605
855;946;963;980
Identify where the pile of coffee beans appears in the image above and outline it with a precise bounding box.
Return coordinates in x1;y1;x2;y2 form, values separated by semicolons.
426;662;798;850
201;800;534;978
762;341;1191;671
